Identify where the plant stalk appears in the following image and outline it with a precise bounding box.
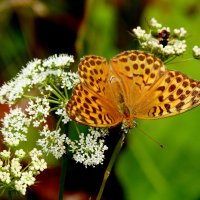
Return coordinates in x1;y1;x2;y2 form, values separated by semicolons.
96;131;126;200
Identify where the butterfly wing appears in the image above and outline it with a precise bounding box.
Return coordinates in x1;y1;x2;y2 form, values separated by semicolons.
135;70;200;119
110;50;166;113
110;50;200;119
66;55;122;127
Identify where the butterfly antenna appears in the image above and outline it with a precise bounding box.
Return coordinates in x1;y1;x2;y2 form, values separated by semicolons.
136;126;164;149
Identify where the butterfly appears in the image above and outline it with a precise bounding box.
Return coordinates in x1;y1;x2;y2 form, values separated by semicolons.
66;50;200;128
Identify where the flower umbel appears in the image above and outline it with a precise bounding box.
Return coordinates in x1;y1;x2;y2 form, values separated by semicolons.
66;128;109;167
0;148;47;195
38;125;66;159
0;54;77;196
1;108;30;147
132;18;188;61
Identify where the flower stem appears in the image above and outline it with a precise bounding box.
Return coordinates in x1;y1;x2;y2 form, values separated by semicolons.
58;155;67;200
96;131;127;200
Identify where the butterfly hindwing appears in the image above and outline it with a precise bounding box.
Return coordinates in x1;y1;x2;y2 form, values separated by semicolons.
66;83;122;127
136;70;200;119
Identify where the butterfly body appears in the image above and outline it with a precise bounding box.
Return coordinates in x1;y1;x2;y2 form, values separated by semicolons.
66;50;200;128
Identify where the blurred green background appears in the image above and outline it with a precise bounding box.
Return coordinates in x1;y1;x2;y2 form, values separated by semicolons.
1;0;200;199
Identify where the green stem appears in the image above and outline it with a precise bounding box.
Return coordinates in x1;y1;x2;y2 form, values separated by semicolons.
8;190;13;200
50;83;65;100
96;131;127;200
58;155;67;200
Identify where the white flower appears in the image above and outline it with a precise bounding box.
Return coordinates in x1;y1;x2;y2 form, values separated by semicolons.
0;171;11;184
55;105;70;124
15;171;35;195
61;71;80;90
174;27;187;38
149;18;162;29
141;38;161;50
1;108;30;146
132;26;147;39
29;149;47;172
11;158;22;177
0;54;74;104
162;45;175;55
38;125;66;159
192;45;200;59
43;54;74;67
26;97;50;127
66;128;108;167
173;40;187;55
0;150;11;159
15;149;26;159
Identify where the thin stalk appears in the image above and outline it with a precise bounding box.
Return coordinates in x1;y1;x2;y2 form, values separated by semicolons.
8;190;13;200
58;155;67;200
64;85;68;99
96;131;127;200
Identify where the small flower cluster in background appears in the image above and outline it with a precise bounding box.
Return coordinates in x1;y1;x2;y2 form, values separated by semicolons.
132;18;200;61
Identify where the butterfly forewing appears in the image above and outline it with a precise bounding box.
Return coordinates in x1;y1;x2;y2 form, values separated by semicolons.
137;70;200;119
67;55;123;127
79;55;110;96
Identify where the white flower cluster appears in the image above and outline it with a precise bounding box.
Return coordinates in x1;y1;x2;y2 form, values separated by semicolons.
55;103;70;124
0;53;80;196
132;18;187;60
38;125;66;159
61;71;80;90
25;97;50;127
192;45;200;59
0;54;75;104
66;128;109;167
0;148;47;195
42;54;74;67
1;108;30;146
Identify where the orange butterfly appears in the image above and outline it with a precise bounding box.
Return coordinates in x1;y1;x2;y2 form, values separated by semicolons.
66;50;200;128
